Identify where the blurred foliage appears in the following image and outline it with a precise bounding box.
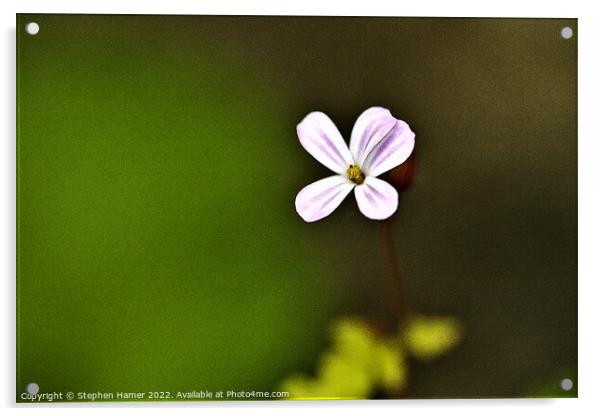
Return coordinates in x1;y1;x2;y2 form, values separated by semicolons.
280;315;463;399
523;367;577;398
404;315;464;361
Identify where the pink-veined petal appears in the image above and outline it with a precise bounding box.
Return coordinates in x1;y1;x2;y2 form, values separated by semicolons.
297;112;354;174
361;120;415;177
349;107;399;166
354;176;399;220
295;175;355;222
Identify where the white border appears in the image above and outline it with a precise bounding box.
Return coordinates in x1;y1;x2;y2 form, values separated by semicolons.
3;1;600;415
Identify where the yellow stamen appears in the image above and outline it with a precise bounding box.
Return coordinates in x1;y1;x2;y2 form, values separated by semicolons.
346;164;365;185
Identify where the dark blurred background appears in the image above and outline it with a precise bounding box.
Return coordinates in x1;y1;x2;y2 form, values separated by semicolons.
17;15;576;400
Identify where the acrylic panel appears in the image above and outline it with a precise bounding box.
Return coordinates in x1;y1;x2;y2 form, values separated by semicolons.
16;14;577;402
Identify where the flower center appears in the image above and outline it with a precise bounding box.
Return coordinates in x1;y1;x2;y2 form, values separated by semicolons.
346;164;365;185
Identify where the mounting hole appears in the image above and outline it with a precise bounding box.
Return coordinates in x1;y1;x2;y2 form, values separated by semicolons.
26;382;39;395
560;26;573;39
560;378;573;391
25;22;39;35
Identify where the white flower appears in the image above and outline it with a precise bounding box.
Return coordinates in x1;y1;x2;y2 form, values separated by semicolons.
295;107;415;222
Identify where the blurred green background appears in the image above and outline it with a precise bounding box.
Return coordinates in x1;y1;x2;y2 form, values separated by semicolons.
17;15;576;400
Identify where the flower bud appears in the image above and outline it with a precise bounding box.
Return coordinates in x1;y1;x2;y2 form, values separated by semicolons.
386;150;416;193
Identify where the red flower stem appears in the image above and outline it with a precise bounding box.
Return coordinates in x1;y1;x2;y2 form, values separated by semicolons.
382;215;407;331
